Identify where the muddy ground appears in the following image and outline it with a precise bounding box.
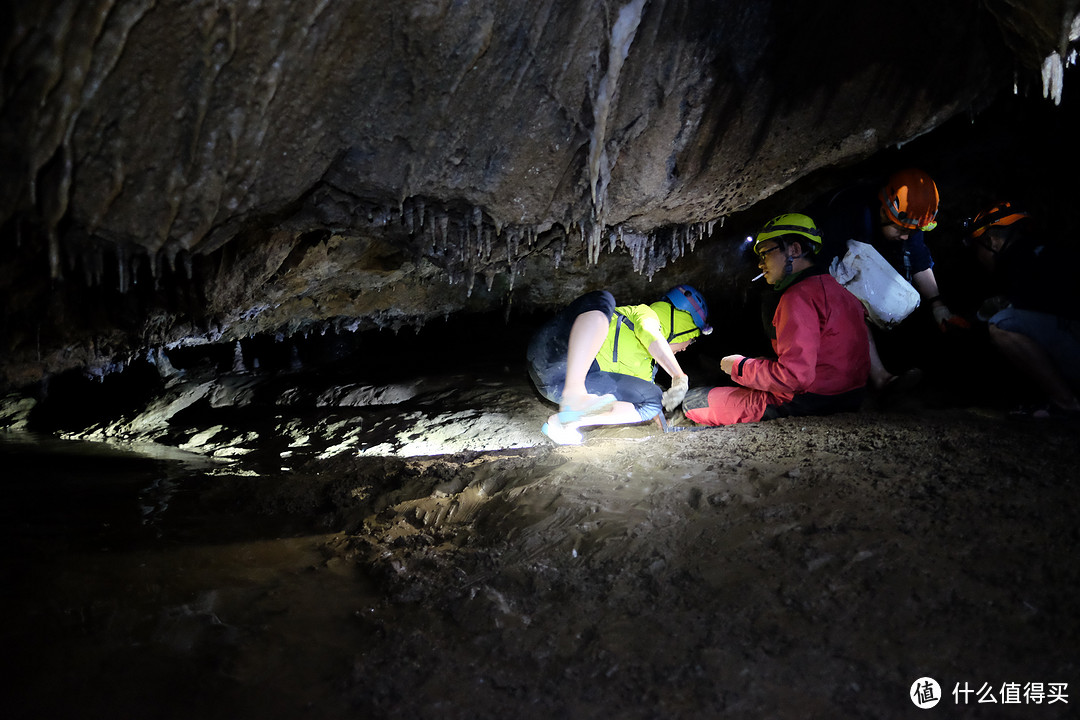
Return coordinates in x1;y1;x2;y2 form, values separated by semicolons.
255;385;1080;719
3;351;1077;719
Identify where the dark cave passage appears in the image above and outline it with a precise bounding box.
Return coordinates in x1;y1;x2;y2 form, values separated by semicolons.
3;3;1080;717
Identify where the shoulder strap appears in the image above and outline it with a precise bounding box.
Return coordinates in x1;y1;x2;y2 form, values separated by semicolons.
612;311;635;364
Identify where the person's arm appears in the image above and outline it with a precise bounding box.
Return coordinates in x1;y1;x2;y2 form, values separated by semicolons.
628;310;690;411
913;268;968;331
643;327;689;411
646;338;686;382
728;291;820;394
911;267;940;302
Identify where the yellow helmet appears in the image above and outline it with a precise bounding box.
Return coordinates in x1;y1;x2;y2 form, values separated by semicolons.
649;302;700;343
753;213;823;255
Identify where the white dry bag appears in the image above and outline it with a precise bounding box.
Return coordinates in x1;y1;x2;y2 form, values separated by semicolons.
828;239;920;328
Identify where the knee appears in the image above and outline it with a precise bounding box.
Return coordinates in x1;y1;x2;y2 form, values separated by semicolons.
988;322;1020;349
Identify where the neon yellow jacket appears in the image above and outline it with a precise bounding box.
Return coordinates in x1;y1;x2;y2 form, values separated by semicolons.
595;304;666;381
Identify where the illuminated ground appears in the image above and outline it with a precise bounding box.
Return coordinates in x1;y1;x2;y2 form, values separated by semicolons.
3;362;1076;718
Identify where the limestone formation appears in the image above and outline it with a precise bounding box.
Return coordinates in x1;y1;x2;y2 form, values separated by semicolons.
1;0;1078;386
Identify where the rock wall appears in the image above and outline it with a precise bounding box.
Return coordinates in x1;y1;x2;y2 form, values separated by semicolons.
1;0;1078;387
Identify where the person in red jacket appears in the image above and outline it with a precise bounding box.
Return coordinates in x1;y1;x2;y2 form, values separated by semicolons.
683;213;870;426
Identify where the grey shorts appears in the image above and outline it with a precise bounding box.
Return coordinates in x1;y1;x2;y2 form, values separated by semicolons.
990;307;1080;387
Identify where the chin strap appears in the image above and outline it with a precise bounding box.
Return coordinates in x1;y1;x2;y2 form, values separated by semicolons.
783;255;795;276
772;264;810;293
773;248;810;293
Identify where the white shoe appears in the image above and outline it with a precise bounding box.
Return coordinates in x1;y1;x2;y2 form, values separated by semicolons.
541;417;583;445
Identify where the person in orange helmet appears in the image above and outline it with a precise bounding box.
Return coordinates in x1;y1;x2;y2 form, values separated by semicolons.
964;202;1080;418
818;168;965;395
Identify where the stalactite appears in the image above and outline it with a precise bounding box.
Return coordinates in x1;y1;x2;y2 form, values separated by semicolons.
165;242;181;273
92;245;104;286
47;227;63;283
438;213;449;244
130;252;143;287
506;227;519;261
589;221;603;266
81;247;94;287
149;249;162;290
646;234;662;280
472;205;483;244
588;0;648;217
116;244;129;294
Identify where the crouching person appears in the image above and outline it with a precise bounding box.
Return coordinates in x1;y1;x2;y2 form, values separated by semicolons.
527;286;711;444
683;214;869;426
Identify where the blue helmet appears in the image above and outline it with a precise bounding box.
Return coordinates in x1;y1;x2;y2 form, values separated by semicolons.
662;285;712;337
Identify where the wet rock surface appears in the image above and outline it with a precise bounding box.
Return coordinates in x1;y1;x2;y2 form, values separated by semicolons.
3;0;1079;385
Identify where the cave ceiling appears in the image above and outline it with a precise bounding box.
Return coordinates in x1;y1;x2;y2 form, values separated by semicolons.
1;0;1079;388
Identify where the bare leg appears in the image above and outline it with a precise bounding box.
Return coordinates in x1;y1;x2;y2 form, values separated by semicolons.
990;325;1080;411
560;310;612;411
867;325;894;389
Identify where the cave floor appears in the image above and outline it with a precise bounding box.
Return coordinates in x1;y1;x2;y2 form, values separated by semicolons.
1;366;1078;719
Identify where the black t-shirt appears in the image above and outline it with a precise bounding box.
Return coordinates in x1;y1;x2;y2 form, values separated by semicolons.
988;224;1078;320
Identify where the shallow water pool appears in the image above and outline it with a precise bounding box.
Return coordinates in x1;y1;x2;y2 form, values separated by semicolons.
0;434;378;720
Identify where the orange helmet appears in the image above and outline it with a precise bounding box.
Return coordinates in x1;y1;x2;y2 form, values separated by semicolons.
879;168;939;231
967;201;1029;240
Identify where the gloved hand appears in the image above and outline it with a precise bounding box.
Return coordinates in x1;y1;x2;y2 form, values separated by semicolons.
932;303;970;332
662;374;689;412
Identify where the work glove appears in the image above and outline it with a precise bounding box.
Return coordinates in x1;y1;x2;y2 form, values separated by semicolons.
932;303;970;332
662;375;689;412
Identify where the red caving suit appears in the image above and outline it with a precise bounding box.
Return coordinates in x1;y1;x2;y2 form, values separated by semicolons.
686;268;870;426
